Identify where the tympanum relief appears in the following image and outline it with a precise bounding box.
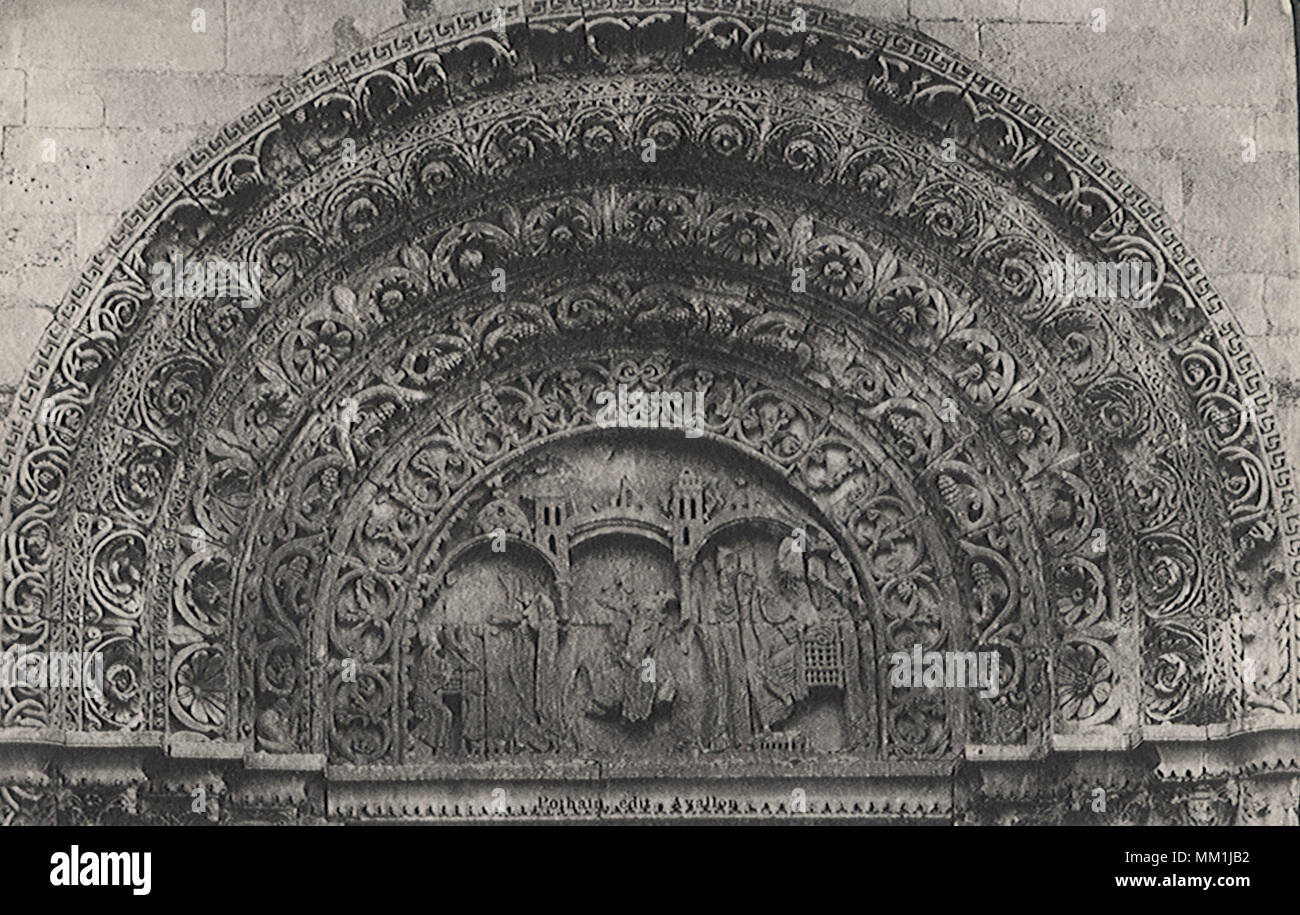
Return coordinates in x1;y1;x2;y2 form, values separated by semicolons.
3;0;1299;824
399;439;873;761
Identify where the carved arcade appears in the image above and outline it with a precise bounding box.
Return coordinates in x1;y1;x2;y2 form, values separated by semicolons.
1;1;1298;822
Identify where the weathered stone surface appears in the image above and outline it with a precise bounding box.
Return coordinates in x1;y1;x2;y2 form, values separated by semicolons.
13;0;227;72
1107;105;1256;154
1264;274;1300;334
0;69;23;126
1258;101;1300;156
0;126;197;215
980;18;1291;124
912;0;1017;20
73;211;118;264
1105;149;1187;230
0;14;18;69
0;0;1296;825
1020;0;1248;30
97;72;283;129
0;213;76;309
0;305;48;386
1182;154;1300;274
916;19;981;57
25;69;103;128
1216;273;1268;337
830;0;910;19
225;0;405;74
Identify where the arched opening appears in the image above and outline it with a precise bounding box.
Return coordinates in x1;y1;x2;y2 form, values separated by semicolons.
2;1;1295;822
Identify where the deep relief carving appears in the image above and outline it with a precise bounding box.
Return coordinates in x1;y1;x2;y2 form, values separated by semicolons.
395;449;877;761
1;0;1294;825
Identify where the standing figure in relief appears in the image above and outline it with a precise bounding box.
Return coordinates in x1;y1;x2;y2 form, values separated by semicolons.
484;574;550;753
744;538;812;734
426;604;488;757
699;547;754;748
700;537;819;745
644;590;710;750
409;615;457;755
521;588;563;746
620;590;669;723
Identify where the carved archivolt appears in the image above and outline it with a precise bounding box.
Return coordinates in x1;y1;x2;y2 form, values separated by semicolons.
1;1;1296;787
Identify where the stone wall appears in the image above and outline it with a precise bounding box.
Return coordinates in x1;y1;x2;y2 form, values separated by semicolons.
1;0;1296;457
